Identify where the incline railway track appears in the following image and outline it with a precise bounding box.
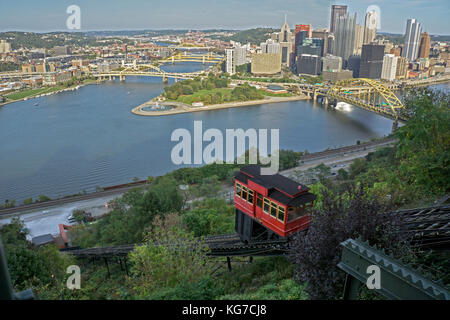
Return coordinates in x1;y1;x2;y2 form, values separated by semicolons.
65;204;450;259
64;233;289;258
396;204;450;250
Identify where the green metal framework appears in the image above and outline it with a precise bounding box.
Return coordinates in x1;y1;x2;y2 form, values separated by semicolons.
338;238;450;300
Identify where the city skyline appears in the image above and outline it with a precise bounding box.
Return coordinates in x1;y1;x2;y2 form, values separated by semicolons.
0;0;449;34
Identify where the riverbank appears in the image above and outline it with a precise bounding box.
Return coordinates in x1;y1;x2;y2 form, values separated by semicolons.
132;94;310;116
0;79;97;107
0;136;394;217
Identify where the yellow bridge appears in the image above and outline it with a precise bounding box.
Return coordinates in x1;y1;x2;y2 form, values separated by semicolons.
93;63;207;83
298;78;406;126
160;52;224;64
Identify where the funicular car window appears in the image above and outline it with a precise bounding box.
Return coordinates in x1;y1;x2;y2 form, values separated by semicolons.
256;194;262;207
242;186;248;201
278;206;285;222
263;198;270;213
287;206;305;222
270;202;277;218
235;183;242;197
248;190;254;204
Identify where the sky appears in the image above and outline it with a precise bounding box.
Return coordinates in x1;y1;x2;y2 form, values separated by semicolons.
0;0;449;34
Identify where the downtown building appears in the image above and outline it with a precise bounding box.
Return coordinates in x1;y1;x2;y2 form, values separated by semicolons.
381;54;398;81
251;53;282;75
322;55;342;72
359;44;385;79
395;57;409;79
312;29;330;57
297;54;321;76
279;19;293;67
363;10;378;45
333;12;357;63
225;44;247;75
418;32;431;58
330;4;347;34
261;39;281;54
403;18;422;61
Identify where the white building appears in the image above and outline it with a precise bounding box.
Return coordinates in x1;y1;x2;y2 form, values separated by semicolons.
0;40;12;53
322;55;342;72
381;54;398;81
403;18;422;62
225;48;235;75
260;39;281;54
225;44;247;75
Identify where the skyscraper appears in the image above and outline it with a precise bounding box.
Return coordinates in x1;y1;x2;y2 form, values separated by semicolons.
418;32;431;59
354;24;365;55
225;44;247;75
330;5;347;34
360;44;385;79
403;19;422;61
295;24;312;38
297;54;321;75
363;11;377;44
312;29;329;57
381;54;398;81
333;12;357;62
294;30;308;57
279;16;293;67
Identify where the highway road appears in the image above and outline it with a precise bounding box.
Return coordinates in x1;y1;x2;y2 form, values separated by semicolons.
0;138;395;238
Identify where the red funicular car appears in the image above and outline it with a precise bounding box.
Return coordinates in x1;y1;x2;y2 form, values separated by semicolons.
234;165;316;242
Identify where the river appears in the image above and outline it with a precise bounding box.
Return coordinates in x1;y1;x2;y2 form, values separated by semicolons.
0;63;447;204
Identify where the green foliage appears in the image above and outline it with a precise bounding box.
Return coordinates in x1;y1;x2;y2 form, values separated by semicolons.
395;88;449;195
70;176;184;247
229;28;275;45
345;89;449;204
128;215;213;298
219;256;306;299
36;195;51;203
277;150;303;170
164;75;228;103
235;63;251;74
183;198;235;237
0;62;19;72
0;218;74;292
219;279;308;300
191;175;222;198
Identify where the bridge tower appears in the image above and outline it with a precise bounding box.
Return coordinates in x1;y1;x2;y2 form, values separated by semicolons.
202;56;206;64
171;56;175;65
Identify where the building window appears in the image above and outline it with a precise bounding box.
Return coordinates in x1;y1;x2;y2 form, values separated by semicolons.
256;194;263;207
270;202;277;218
278;206;285;223
263;198;270;214
248;190;254;204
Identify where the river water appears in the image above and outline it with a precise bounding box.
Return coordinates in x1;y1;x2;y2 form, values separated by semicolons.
0;63;447;204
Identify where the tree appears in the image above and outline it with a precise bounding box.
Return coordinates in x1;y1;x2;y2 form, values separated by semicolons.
182;85;193;95
128;214;213;297
289;185;405;299
394;88;449;194
182;198;235;237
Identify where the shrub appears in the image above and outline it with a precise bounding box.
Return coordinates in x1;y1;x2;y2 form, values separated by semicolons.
289;185;405;299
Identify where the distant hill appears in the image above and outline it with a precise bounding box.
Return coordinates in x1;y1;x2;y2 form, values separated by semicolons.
229;28;276;45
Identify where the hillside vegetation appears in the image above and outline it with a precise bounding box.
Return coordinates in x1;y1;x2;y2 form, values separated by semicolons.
1;87;448;300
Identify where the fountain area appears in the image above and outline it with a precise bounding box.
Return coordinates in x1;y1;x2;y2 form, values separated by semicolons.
132;96;193;116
